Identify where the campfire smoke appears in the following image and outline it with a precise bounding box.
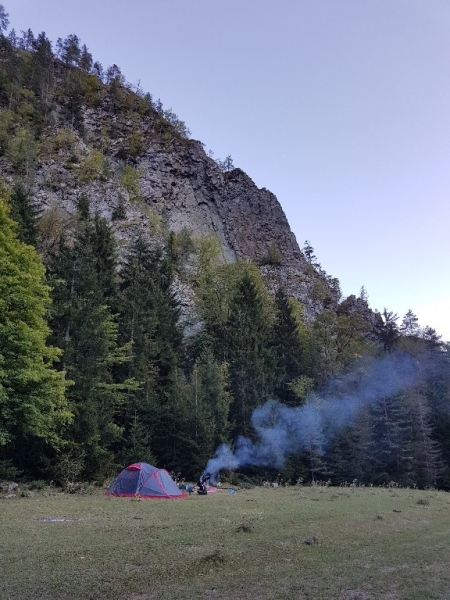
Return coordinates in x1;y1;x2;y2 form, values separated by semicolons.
203;352;421;481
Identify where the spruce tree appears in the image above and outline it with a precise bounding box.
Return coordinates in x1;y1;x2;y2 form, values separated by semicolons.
47;206;125;479
408;387;442;487
271;287;307;406
117;236;183;470
373;309;399;352
226;270;274;437
8;181;38;246
367;393;413;485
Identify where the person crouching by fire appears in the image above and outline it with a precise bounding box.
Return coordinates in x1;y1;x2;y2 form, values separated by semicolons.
196;472;211;495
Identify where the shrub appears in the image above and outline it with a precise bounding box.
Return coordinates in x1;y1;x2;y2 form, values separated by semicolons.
46;128;77;156
78;150;106;183
27;480;46;491
260;243;281;266
123;131;147;158
119;164;143;201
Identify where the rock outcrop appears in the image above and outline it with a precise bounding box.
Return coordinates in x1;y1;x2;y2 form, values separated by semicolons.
2;82;340;325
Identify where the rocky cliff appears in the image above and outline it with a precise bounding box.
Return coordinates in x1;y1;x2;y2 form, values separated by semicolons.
1;64;340;326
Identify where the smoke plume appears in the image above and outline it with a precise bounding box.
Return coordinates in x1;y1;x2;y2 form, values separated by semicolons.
203;352;421;480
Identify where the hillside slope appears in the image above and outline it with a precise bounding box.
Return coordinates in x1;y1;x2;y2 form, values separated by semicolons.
0;55;339;324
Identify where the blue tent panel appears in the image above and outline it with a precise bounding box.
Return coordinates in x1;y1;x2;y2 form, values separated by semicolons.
105;463;186;499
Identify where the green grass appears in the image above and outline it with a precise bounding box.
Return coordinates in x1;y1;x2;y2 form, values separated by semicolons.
1;485;450;599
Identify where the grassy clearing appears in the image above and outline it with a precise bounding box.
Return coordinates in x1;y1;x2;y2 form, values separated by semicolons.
1;485;450;599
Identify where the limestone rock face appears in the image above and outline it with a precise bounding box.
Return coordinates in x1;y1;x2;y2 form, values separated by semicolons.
3;99;339;323
131;136;337;320
136;141;304;269
221;168;304;266
138;140;237;263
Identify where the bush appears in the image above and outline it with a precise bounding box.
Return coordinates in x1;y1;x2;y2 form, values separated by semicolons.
45;128;77;156
260;243;281;266
78;150;106;183
0;459;22;480
27;480;46;491
119;164;143;201
123;131;147;158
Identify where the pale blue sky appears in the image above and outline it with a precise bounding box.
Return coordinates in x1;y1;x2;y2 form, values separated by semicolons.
9;0;450;340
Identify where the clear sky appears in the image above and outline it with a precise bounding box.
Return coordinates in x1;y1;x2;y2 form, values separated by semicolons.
9;0;450;341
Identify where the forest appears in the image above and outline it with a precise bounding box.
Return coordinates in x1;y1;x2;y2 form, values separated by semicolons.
1;5;449;490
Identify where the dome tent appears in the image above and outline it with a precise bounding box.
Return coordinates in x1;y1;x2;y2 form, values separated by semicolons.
105;463;187;499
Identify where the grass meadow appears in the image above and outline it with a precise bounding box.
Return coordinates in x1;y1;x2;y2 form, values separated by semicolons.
1;484;450;600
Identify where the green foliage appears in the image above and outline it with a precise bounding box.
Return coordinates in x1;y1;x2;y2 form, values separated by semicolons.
8;181;39;246
115;236;183;472
60;70;84;132
308;310;371;386
111;195;126;221
374;308;399;352
119;164;143;201
0;109;14;155
260;243;281;266
122;131;147;158
167;229;196;272
47;209;129;480
195;260;264;354
183;348;231;474
287;376;315;403
226;270;274;436
44;128;77;157
56;34;81;66
78;73;104;107
78;150;107;183
195;234;222;272
271;288;309;405
0;459;21;480
0;187;71;464
6;127;38;180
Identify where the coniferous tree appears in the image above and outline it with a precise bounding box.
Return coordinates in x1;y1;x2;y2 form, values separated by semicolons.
408;387;442;487
0;4;9;35
117;235;183;470
116;237;163;464
56;34;81;65
61;70;84;131
271;287;307;406
79;44;93;73
8;181;38;246
309;310;339;386
47;206;126;479
299;395;327;483
226;270;274;437
324;425;363;484
196;347;231;449
30;32;55;124
373;309;399;353
367;392;413;485
184;348;231;474
400;309;420;337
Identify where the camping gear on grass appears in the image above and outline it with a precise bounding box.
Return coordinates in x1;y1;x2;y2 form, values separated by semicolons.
105;463;187;499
